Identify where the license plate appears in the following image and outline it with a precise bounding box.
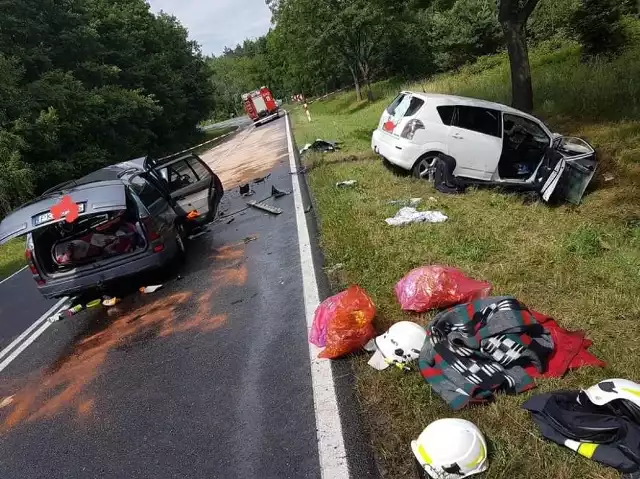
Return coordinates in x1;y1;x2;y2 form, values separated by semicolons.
34;202;86;226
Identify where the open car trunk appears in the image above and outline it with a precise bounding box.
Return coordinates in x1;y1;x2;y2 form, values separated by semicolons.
0;181;147;278
31;205;147;278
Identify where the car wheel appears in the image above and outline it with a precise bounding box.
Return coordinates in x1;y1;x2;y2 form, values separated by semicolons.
412;154;439;180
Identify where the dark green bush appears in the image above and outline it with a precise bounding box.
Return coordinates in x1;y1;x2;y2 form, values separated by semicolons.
570;0;627;58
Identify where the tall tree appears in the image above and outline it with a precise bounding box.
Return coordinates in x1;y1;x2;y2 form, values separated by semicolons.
0;0;214;210
570;0;626;59
497;0;540;112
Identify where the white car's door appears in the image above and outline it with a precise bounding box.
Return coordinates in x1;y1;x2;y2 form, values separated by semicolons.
447;105;502;180
541;137;597;204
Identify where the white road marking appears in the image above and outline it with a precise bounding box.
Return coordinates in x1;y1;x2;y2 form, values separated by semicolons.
0;265;28;285
0;296;68;366
285;112;349;478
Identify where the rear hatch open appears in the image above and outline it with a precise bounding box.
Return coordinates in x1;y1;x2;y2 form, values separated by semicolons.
0;181;147;277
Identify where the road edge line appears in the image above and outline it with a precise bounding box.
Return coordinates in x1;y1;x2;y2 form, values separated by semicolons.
0;296;68;363
285;111;350;478
0;265;28;286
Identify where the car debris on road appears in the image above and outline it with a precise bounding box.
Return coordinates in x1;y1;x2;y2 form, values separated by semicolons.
139;285;163;294
247;200;283;215
239;184;255;197
187;227;211;240
0;396;15;409
271;185;290;198
102;296;121;307
385;207;448;226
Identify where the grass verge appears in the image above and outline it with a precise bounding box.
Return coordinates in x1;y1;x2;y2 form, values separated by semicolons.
292;37;640;479
0;239;26;282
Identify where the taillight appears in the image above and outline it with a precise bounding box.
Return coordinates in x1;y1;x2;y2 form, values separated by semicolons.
401;119;425;140
141;216;161;241
25;249;38;274
25;243;45;285
141;215;164;253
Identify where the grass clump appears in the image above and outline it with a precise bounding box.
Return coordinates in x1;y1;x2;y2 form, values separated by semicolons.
0;239;25;281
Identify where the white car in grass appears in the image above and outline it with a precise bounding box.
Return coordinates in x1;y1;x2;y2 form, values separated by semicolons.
371;92;597;204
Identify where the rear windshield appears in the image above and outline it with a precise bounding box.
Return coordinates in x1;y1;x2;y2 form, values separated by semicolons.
405;97;425;117
386;94;406;115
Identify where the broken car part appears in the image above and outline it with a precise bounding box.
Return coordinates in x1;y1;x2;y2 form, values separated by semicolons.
271;185;291;198
139;285;163;294
239;184;255;197
246;200;283;215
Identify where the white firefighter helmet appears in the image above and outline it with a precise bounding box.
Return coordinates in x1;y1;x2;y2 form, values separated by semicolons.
582;378;640;423
411;418;488;479
366;321;426;371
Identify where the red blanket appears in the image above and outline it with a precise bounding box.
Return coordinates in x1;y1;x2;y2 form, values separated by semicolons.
525;311;606;378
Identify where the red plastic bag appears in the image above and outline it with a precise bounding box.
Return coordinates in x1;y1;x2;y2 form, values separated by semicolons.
311;286;376;359
394;265;492;313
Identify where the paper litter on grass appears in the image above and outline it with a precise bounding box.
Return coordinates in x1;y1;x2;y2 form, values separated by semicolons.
385;207;448;226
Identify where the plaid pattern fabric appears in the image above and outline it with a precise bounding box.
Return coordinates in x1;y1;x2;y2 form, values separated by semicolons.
419;297;553;410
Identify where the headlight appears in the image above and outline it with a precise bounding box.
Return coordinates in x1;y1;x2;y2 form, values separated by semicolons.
401;119;425;140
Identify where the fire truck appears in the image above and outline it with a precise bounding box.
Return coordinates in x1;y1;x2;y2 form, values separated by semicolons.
242;87;281;126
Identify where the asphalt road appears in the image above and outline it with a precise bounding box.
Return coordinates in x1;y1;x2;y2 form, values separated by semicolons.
202;116;252;131
0;269;58;351
0;117;377;479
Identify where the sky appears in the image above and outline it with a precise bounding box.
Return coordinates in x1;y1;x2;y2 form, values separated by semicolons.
147;0;273;57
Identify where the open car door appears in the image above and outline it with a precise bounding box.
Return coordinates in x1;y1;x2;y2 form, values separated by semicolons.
146;153;215;222
541;137;597;205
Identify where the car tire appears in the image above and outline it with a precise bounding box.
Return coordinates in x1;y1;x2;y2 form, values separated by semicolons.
412;154;439;180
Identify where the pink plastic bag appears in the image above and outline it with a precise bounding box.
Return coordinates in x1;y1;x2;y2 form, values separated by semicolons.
394;265;492;313
310;286;376;359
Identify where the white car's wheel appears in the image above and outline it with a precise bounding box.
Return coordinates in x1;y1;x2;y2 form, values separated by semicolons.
412;155;438;180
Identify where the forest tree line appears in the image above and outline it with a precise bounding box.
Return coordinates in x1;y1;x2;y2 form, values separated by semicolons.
1;0;637;216
209;0;637;117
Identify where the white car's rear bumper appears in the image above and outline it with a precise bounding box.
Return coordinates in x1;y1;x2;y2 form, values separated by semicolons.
371;129;421;171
